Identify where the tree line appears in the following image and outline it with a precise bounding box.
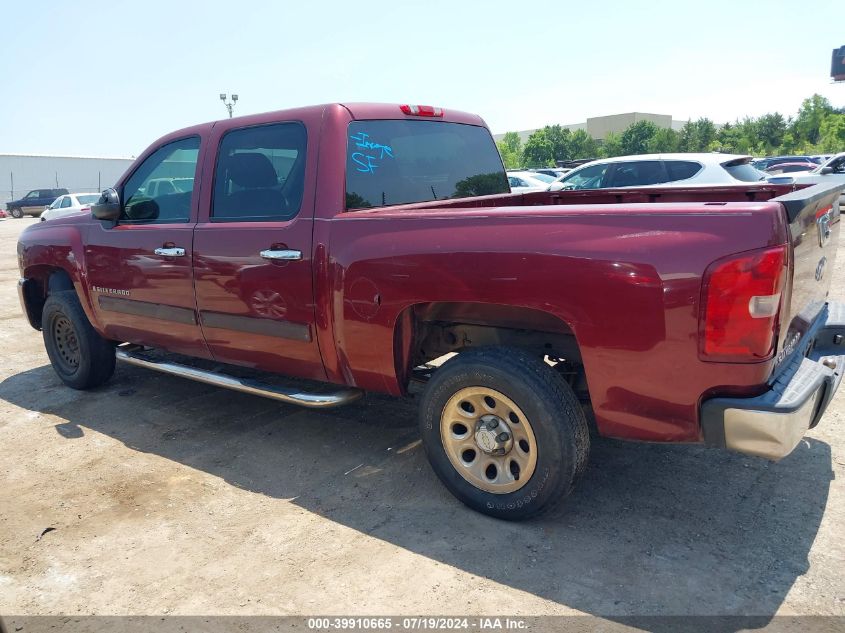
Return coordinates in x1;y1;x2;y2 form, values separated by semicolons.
497;94;845;169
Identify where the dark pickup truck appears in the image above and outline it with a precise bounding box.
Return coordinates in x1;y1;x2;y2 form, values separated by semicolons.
16;103;845;519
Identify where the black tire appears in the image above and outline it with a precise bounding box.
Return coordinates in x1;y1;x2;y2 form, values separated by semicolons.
42;290;116;389
10;207;23;219
419;347;590;520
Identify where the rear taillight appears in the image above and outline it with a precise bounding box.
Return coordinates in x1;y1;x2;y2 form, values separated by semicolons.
700;245;787;362
81;207;91;212
400;104;444;117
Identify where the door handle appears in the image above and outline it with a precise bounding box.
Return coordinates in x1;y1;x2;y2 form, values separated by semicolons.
260;249;302;261
154;247;186;257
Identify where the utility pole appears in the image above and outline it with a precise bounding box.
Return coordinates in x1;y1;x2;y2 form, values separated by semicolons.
219;93;239;118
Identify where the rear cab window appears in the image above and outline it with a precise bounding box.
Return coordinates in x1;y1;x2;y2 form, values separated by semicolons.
345;120;508;209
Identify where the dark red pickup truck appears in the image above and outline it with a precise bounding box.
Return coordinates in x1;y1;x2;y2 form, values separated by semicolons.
16;103;845;519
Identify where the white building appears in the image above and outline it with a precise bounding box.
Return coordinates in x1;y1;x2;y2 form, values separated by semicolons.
493;112;688;144
0;154;134;207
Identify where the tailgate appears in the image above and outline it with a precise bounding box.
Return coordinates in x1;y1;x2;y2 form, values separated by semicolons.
772;182;844;372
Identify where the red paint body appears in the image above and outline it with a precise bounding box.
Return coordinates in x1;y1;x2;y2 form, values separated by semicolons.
17;103;838;444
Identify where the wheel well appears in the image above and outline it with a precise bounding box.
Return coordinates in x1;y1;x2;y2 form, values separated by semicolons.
20;266;74;329
396;302;587;396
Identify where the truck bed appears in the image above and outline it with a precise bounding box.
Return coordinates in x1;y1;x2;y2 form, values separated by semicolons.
327;181;840;444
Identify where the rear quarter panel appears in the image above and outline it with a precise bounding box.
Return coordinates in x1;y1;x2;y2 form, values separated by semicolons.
326;203;788;442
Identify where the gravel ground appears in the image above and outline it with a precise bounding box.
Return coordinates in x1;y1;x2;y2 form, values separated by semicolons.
0;216;843;624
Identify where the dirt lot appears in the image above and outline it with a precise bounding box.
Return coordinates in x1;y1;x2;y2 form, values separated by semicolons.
1;216;844;623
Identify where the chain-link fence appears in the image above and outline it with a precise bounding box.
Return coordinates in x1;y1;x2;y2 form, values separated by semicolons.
0;156;134;208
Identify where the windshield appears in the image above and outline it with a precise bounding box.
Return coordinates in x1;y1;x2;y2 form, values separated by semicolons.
530;172;555;183
77;194;100;205
345;120;508;209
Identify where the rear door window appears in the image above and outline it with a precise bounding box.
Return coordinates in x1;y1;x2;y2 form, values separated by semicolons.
213;122;307;221
608;161;668;187
345;120;508;209
665;160;702;182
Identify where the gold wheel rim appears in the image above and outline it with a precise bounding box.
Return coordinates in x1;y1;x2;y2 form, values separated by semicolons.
440;387;538;494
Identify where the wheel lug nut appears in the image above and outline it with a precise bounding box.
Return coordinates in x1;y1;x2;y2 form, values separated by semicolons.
487;419;499;429
497;432;510;442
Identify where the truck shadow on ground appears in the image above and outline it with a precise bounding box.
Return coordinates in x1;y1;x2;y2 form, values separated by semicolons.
1;364;835;631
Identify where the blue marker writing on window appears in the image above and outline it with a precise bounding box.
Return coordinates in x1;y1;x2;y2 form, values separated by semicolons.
350;132;394;159
351;152;379;174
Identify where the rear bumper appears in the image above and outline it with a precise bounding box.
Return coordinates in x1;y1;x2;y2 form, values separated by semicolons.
701;302;845;460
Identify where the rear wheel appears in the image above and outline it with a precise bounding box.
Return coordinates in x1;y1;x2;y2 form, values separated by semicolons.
10;207;23;219
42;291;116;389
419;347;589;520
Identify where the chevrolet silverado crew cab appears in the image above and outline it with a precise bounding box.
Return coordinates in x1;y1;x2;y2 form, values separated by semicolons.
16;103;845;520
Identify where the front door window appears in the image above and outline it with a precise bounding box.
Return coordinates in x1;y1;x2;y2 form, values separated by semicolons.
121;137;200;223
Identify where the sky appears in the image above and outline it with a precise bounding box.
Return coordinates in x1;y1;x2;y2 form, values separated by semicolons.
1;0;843;158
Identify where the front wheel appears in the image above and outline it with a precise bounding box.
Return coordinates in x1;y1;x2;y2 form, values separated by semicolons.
419;347;589;520
9;207;23;219
42;291;116;389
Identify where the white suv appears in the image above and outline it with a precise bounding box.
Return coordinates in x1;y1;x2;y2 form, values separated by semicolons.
548;153;765;191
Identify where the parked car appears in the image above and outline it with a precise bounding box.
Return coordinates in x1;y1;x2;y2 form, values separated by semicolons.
767;151;845;212
548;153;765;191
143;177;194;197
0;209;7;219
40;193;103;222
530;168;570;179
764;162;816;176
16;102;845;520
506;170;553;193
751;156;820;172
5;188;69;218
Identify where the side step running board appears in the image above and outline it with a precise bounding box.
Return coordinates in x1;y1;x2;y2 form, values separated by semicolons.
116;346;363;409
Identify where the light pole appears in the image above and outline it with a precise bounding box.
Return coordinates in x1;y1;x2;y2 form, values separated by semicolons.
219;93;239;118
